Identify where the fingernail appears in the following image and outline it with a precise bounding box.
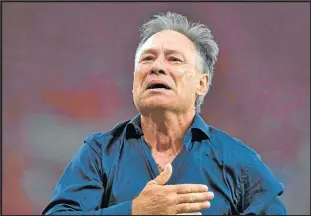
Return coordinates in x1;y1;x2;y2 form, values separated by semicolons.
164;164;170;172
204;201;210;208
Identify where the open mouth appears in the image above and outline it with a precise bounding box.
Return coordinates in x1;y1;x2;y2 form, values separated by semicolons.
146;83;171;90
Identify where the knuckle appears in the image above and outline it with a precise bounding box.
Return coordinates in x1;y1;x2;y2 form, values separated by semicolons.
168;193;178;204
167;196;175;203
148;180;155;185
202;192;209;200
199;202;204;209
175;205;182;213
182;187;191;194
186;203;192;211
189;194;195;202
180;188;187;194
168;208;176;215
200;202;205;209
141;189;151;196
182;203;191;212
197;203;203;211
175;186;183;193
179;194;186;203
168;185;176;192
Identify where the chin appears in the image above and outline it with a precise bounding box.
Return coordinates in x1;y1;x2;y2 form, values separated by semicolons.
134;94;182;114
145;102;172;110
137;101;174;114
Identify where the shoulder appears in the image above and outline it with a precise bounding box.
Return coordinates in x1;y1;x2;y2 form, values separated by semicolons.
208;125;258;154
207;124;283;182
83;120;131;156
207;125;260;166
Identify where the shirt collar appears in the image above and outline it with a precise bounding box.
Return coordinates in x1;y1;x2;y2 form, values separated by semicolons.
189;113;211;140
125;114;143;139
125;113;210;141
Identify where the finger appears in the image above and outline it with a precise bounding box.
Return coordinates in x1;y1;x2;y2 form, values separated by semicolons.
172;184;209;194
177;212;202;215
176;201;210;214
149;164;172;185
178;192;214;203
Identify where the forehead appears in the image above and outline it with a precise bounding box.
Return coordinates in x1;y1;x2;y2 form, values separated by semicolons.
140;30;196;55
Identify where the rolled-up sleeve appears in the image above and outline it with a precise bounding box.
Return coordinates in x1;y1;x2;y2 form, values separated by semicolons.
240;153;287;215
42;138;132;215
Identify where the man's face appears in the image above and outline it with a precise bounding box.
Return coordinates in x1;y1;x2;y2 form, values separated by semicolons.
133;30;207;114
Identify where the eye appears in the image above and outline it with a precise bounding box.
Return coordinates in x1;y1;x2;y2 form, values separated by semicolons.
141;56;154;61
168;56;182;62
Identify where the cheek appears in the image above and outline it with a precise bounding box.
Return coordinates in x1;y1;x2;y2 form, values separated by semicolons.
178;77;199;96
133;64;152;85
174;67;198;87
174;64;195;74
133;72;145;92
176;67;187;74
172;67;188;87
135;63;150;73
134;64;149;79
132;75;140;92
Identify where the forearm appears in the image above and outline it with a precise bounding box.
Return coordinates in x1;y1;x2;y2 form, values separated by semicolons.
45;200;133;215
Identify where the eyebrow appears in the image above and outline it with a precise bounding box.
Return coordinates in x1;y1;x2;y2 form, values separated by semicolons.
140;48;184;57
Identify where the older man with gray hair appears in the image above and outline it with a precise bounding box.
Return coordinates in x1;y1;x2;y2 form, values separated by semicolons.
43;12;287;215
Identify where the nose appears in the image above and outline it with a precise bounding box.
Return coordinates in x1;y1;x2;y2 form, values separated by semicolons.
150;59;166;75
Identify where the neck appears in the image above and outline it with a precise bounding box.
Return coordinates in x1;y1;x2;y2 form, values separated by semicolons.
140;110;196;154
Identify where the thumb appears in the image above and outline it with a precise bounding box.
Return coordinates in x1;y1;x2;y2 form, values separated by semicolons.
149;164;172;185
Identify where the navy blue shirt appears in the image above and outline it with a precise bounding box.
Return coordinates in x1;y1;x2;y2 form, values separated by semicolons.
43;114;287;215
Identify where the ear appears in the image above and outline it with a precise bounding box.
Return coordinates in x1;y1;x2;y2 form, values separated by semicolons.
196;73;208;96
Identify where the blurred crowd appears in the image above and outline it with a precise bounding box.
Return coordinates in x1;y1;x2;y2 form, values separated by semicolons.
2;2;310;214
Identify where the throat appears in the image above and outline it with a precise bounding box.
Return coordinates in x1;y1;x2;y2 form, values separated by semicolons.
156;162;166;172
154;158;173;173
152;148;182;172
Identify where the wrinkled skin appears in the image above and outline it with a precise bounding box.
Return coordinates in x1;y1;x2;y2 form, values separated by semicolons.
132;164;214;215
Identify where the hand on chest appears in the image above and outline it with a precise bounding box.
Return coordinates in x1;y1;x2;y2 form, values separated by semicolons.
107;147;231;215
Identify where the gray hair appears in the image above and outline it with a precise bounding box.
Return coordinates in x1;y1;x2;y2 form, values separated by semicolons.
135;12;219;113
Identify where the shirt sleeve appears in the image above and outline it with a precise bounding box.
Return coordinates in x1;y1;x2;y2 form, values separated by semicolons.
239;153;287;215
42;140;132;215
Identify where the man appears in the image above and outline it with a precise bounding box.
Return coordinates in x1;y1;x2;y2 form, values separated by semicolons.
43;12;287;215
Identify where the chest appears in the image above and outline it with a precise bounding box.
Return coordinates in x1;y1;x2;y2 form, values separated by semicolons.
103;143;234;215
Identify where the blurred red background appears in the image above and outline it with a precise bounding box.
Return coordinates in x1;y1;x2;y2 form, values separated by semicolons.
2;2;310;214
